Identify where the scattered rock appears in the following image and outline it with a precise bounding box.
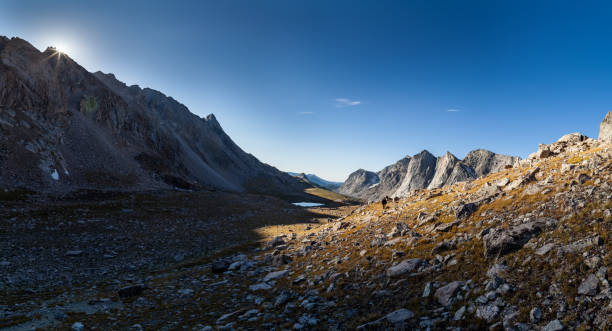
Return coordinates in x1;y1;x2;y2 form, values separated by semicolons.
530;307;541;323
541;319;564;331
577;274;599;296
386;259;422;277
385;308;414;323
483;219;553;258
434;281;464;306
72;322;84;331
263;269;289;282
118;284;146;298
212;260;230;274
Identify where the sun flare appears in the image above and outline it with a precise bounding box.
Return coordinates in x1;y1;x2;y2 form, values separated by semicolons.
53;43;70;54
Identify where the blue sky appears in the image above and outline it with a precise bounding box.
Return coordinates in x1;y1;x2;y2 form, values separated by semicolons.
1;1;611;181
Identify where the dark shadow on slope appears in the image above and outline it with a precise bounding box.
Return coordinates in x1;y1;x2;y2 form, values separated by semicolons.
0;188;361;304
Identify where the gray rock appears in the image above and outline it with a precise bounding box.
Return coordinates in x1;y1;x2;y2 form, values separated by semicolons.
476;302;499;322
557;236;603;255
541;319;564;331
535;243;555;255
434;281;464;306
72;322;84;331
599;111;612;142
529;307;541;323
386;258;422;277
454;306;466;320
455;202;478;220
385;308;414;323
483;219;553;258
263;269;289;282
422;282;433;297
249;283;272;291
577;273;599;296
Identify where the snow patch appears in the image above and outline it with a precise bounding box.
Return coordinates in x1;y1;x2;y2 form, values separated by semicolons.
368;183;380;189
51;169;59;181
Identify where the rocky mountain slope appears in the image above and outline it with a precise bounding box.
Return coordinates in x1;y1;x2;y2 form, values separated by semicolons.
288;172;343;191
6;113;609;330
0;36;308;195
338;149;519;201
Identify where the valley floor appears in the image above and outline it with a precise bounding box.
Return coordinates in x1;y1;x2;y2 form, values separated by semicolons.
0;190;356;330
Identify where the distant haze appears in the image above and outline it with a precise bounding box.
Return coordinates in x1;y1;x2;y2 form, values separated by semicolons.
1;1;610;181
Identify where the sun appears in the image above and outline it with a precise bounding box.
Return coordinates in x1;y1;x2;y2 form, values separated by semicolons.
54;43;70;54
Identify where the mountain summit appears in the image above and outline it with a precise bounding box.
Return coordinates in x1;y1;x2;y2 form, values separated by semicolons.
0;36;307;194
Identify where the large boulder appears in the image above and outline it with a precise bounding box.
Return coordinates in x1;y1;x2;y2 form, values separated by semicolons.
599;111;612;142
483;218;556;258
434;281;464;306
386;258;422;277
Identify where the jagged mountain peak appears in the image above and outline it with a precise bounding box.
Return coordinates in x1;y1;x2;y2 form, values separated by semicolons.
341;148;519;201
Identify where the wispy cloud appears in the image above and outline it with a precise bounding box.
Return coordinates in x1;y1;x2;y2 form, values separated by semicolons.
335;98;361;107
297;111;313;115
447;108;460;112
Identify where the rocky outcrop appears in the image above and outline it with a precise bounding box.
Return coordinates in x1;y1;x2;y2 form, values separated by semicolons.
0;36;308;195
528;133;598;161
462;149;520;177
340;149;518;201
599;111;612;142
393;150;437;196
427;152;475;189
337;169;379;199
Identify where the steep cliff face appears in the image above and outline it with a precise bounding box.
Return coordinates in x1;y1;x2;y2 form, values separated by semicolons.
599;111;612;142
337;169;379;200
392;150;438;196
462;149;520;177
0;36;307;194
340;149;519;201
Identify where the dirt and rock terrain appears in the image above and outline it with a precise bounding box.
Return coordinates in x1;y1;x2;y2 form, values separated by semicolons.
2;118;612;330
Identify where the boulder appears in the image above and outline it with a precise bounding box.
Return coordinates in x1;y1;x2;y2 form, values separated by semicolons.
263;269;289;282
384;308;414;323
386;258;422;277
541;319;564;331
483;218;555;258
356;308;414;329
476;302;499;322
455;202;478;220
434;281;464;306
577;273;599;296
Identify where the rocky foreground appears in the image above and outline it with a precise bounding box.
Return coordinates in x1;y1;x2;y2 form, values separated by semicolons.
195;134;611;330
2;133;610;330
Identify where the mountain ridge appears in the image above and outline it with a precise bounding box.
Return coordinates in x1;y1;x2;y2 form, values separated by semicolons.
0;36;308;196
338;149;519;201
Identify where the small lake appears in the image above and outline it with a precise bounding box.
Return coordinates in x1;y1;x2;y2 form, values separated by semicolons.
292;202;324;207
